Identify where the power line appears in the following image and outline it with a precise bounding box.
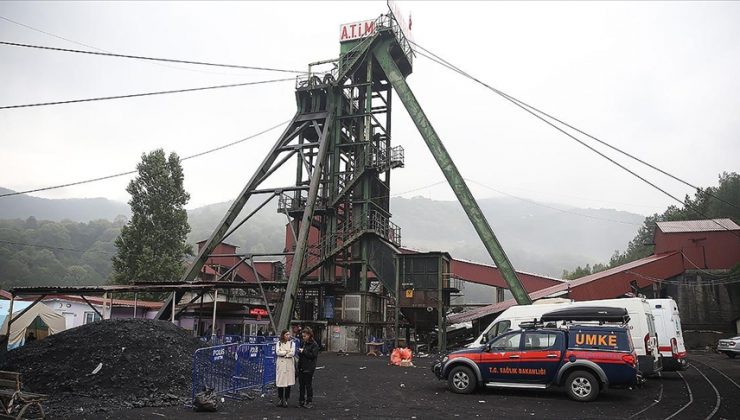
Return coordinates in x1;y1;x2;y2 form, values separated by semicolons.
0;40;306;74
411;43;740;237
0;15;99;50
0;78;293;110
626;270;740;287
369;179;641;226
0;15;250;77
0;119;291;198
392;180;448;196
0;239;114;255
411;41;740;214
466;178;642;226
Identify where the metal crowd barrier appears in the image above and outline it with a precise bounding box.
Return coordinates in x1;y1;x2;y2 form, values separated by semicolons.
191;338;278;400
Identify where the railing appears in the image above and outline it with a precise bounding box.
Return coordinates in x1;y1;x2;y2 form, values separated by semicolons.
390;145;404;168
191;339;279;401
376;13;414;66
299;209;401;274
296;70;337;90
368;210;401;246
278;192;328;214
334;13;414;80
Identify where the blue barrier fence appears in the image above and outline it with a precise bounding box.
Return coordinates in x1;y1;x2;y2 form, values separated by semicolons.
191;339;278;400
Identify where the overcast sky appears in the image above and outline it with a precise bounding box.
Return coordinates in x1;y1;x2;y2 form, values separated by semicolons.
1;1;738;217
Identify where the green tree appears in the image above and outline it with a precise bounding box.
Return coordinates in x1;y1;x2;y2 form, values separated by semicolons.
112;149;193;284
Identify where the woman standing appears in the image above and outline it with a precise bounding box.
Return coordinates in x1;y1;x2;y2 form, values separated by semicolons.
275;329;296;407
297;327;320;409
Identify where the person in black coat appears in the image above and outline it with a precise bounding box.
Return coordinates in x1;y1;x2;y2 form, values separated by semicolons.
297;327;320;408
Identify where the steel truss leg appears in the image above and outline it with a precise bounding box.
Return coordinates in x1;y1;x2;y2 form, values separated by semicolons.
373;39;532;305
179;114;324;284
278;109;336;331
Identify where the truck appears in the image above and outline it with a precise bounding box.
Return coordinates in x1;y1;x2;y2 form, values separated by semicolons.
434;307;640;402
467;297;661;375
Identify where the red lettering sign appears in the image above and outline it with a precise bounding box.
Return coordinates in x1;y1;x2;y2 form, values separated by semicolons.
249;308;269;317
339;20;376;42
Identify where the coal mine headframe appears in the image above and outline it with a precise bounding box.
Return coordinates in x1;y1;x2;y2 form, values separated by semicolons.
177;4;531;345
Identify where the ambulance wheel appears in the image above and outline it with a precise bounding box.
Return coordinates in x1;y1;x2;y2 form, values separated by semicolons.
448;365;477;394
565;370;599;402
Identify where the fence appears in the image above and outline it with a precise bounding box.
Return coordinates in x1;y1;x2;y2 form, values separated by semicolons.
191;337;279;400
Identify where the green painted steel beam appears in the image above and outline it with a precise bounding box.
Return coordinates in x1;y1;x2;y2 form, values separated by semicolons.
373;38;532;305
277;109;336;331
178;115;301;284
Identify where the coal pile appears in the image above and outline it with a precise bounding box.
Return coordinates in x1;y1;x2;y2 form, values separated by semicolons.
0;318;205;418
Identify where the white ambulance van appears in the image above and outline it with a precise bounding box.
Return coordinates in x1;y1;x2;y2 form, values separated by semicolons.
648;298;687;370
467;297;662;375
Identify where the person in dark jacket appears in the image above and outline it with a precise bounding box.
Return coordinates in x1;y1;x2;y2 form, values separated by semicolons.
297;327;319;408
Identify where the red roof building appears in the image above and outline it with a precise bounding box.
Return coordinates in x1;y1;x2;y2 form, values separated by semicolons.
449;218;740;333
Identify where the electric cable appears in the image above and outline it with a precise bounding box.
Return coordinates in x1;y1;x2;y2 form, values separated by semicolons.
0;78;294;110
0;119;291;198
626;270;740;286
411;40;740;214
0;14;265;77
0;40;307;74
411;44;740;237
363;179;641;226
465;178;642;226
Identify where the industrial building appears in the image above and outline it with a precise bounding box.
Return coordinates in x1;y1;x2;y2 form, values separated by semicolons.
448;218;740;348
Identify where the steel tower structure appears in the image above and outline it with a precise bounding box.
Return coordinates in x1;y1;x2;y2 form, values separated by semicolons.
179;9;530;334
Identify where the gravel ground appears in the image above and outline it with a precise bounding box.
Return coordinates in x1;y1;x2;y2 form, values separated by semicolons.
97;351;740;420
8;342;739;419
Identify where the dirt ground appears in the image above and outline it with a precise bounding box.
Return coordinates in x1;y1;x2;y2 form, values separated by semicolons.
67;351;739;420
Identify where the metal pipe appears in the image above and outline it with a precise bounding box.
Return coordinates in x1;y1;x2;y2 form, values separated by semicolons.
133;293;137;318
249;259;277;334
211;289;218;340
9;294;46;325
207;252;295;258
222;193;278;242
171;291;176;323
80;295;103;319
197;293;204;336
5;294;14;350
373;39;532;305
179;115;300;284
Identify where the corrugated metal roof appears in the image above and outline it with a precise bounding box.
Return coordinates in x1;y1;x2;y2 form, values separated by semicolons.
9;281;278;296
447;252;681;325
657;218;740;233
449;258;565;283
40;295;163;309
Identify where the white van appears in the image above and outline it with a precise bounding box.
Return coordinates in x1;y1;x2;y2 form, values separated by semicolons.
649;298;687;370
468;297;662;375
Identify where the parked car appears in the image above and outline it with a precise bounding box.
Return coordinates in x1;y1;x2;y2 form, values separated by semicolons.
717;336;740;358
649;298;687;370
434;307;640;402
468;297;662;376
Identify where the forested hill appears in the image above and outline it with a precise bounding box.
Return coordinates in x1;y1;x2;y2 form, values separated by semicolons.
0;187;130;222
0;189;644;290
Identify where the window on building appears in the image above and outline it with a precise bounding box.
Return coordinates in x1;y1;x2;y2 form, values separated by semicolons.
84;311;101;324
